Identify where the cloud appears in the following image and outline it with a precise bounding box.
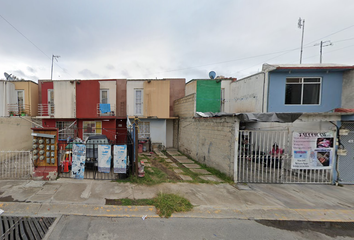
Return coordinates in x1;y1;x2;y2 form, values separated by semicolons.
27;67;36;73
78;69;101;79
106;64;115;70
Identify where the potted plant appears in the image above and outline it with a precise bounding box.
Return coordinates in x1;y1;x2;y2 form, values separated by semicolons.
20;111;26;116
9;111;14;116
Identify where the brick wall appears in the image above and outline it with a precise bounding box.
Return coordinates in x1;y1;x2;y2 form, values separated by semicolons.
177;116;236;179
174;94;196;117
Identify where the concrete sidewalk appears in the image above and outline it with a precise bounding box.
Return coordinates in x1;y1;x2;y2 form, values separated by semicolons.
0;179;354;221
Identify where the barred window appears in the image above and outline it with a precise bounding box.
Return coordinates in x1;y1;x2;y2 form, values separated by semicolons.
56;121;76;140
139;122;150;138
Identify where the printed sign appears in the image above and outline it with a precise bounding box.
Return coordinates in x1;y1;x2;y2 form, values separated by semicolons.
292;132;334;169
71;144;86;179
114;145;127;173
98;145;111;173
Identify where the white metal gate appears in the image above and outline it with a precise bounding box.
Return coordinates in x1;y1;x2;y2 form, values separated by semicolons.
237;130;332;184
338;122;354;184
0;151;33;179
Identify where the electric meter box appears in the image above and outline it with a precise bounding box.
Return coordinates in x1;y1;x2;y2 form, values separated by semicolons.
31;128;59;180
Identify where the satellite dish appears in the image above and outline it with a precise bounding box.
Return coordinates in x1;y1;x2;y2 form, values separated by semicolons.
4;72;15;80
209;71;216;79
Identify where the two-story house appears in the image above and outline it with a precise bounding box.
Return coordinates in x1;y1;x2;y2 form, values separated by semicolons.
126;78;185;149
0;80;38;117
37;79;127;144
228;63;354;184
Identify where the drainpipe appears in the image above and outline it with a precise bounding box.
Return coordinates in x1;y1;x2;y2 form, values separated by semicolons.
3;81;6;116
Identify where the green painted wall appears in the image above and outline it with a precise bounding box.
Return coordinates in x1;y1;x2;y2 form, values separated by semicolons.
196;80;221;113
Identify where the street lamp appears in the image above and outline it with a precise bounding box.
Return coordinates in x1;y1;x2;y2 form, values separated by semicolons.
51;55;60;80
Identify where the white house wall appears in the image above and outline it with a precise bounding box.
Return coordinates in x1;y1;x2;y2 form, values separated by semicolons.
229;73;265;113
127;81;144;116
0;81;16;117
53;81;76;118
139;119;167;147
221;80;231;113
99;81;116;113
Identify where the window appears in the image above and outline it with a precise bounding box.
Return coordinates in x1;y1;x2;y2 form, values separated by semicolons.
134;89;143;115
83;121;102;140
16;90;25;112
285;77;321;105
56;121;76;140
100;89;109;104
139;122;150;138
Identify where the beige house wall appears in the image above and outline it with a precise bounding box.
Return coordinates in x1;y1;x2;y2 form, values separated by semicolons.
0;117;33;152
174;94;196;117
185;81;197;96
12;81;38;117
143;80;170;118
99;80;117;113
30;82;38;116
54;81;76;118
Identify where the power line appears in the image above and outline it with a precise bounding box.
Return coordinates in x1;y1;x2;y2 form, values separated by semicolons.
304;24;354;46
0;13;73;79
0;14;51;60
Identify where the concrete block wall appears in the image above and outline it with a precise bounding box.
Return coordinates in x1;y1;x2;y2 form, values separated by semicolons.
0;116;33;155
174;94;196;117
178;116;236;178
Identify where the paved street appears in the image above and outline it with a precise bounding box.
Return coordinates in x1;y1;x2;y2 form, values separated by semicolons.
45;216;354;240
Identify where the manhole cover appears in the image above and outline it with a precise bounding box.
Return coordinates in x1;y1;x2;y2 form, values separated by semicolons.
1;216;56;240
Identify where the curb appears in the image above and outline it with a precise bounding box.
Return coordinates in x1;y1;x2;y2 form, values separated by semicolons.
1;202;354;222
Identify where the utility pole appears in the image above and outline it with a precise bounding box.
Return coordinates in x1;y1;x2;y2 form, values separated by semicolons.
51;55;60;80
314;41;333;63
298;18;305;64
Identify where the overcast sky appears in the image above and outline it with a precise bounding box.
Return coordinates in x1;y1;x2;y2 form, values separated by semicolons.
1;0;354;82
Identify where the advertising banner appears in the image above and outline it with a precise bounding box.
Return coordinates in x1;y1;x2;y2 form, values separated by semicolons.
292;132;334;169
71;144;86;179
114;145;127;173
98;145;111;173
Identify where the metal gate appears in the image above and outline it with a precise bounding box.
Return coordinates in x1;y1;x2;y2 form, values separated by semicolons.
338;122;354;184
0;151;33;180
237;130;332;184
58;132;134;180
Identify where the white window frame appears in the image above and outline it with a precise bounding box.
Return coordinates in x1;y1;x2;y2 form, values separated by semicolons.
134;88;144;115
285;77;322;105
48;89;54;115
16;90;25;113
100;89;109;104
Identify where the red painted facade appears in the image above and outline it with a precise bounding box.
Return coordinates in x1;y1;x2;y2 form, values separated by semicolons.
76;80;100;118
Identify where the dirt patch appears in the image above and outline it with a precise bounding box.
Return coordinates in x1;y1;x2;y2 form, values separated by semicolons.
150;157;181;181
105;198;153;206
0;195;24;202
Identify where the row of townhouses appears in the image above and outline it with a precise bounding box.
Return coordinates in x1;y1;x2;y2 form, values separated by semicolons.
1;63;354;184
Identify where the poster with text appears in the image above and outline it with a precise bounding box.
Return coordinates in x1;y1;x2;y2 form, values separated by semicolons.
114;145;127;173
98;145;111;173
292;132;334;169
71;144;86;179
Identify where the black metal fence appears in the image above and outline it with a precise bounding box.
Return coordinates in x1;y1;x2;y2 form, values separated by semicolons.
57;132;134;180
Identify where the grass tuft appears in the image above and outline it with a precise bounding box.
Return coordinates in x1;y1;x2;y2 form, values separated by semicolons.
106;193;193;218
154;192;193;218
